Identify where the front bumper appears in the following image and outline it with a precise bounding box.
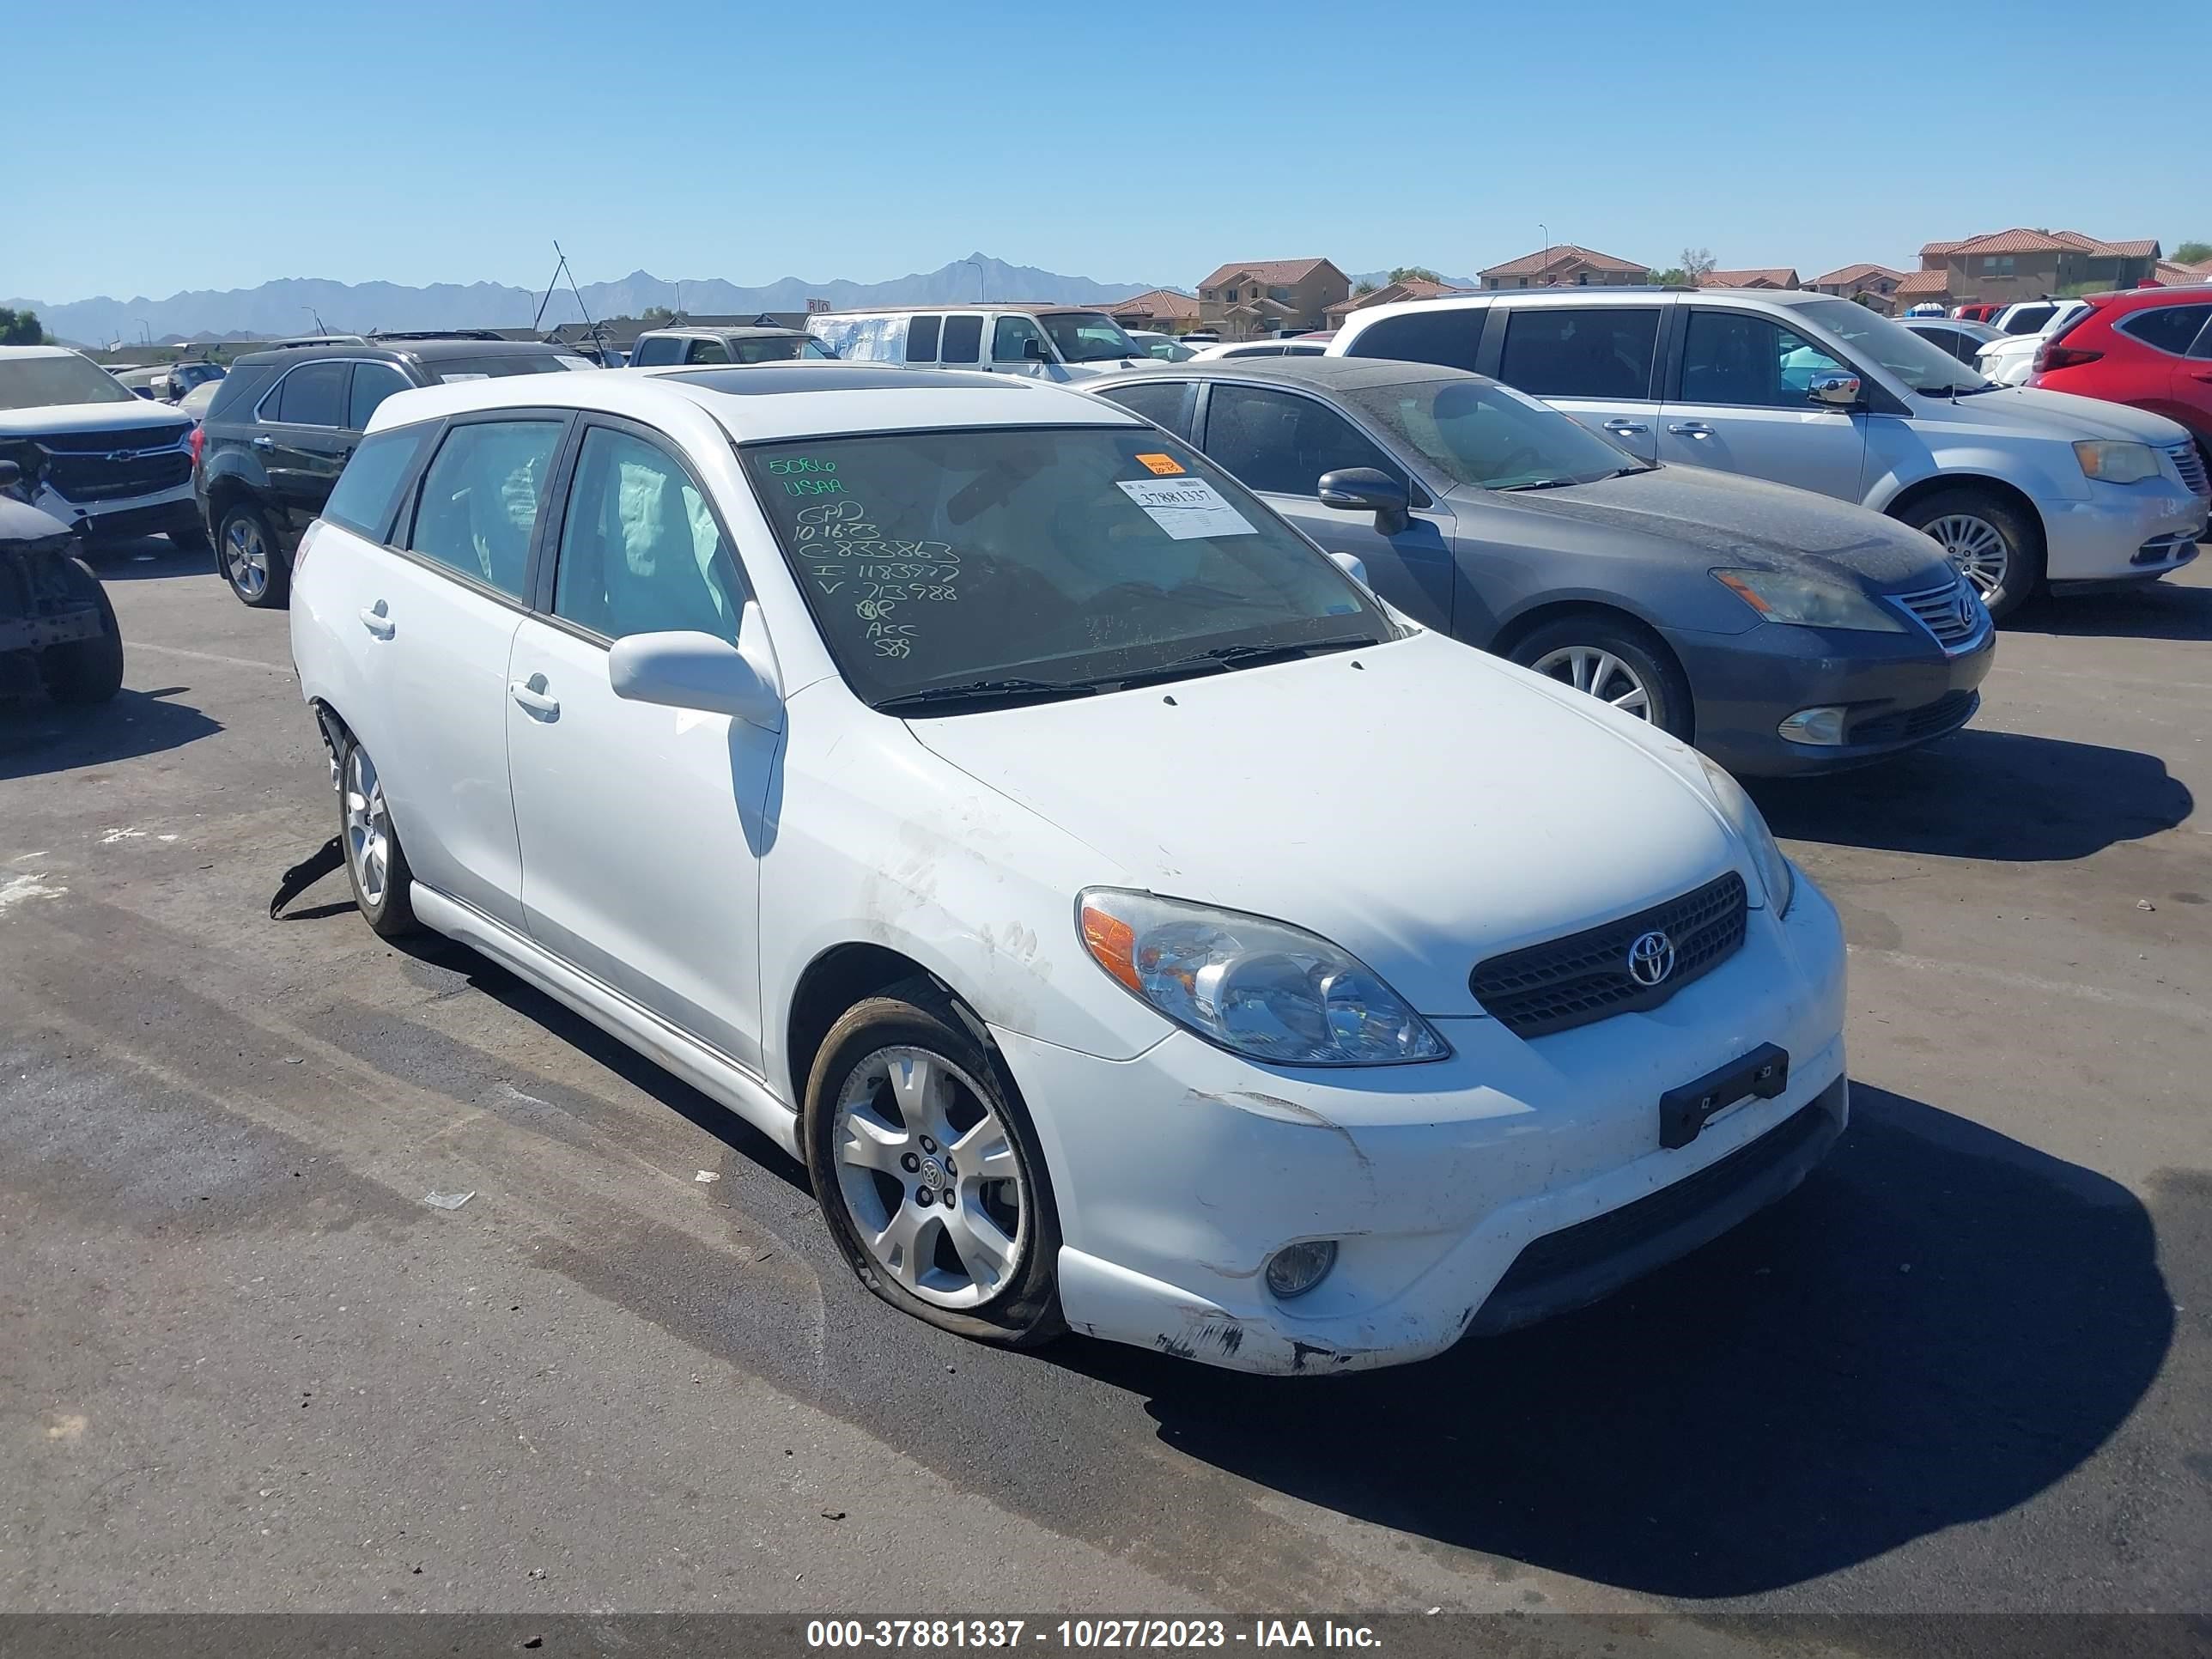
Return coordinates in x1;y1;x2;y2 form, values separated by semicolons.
33;478;198;544
997;874;1848;1374
2042;481;2207;584
1666;616;1996;777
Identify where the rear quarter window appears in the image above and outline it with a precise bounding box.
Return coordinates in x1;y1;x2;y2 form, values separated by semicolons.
205;362;278;421
321;424;433;544
1342;307;1486;373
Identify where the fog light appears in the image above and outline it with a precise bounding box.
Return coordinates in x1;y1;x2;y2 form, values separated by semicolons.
1778;705;1849;746
1264;1239;1338;1300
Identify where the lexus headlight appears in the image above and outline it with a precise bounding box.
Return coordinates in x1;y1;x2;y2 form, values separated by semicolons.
1697;756;1795;916
1078;890;1448;1066
1713;569;1907;632
2075;441;2160;484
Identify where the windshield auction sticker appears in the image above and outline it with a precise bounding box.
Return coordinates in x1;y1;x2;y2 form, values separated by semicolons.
1133;453;1186;476
1115;477;1255;540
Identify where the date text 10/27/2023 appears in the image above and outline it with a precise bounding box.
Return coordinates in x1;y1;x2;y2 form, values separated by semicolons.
804;1620;1383;1650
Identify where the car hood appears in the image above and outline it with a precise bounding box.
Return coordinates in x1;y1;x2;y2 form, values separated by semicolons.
0;492;76;549
1449;465;1952;592
1913;385;2192;445
903;629;1743;1018
0;400;197;439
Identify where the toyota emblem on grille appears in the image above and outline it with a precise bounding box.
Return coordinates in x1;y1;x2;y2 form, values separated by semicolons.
1626;929;1676;988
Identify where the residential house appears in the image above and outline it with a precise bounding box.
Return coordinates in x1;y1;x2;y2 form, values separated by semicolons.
2154;258;2212;288
1194;259;1351;340
1893;269;1954;312
1698;268;1802;292
1103;288;1203;334
1322;276;1465;325
1477;245;1650;290
1916;229;2162;306
1808;263;1906;313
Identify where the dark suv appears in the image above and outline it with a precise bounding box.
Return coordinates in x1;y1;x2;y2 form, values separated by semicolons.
193;332;589;606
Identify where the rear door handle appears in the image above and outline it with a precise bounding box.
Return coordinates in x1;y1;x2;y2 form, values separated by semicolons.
509;677;560;720
1602;418;1650;435
358;603;394;640
1668;422;1714;439
252;434;276;451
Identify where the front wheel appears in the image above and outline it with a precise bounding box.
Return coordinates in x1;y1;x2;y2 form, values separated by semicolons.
217;501;289;608
168;519;210;558
1899;489;2043;621
1507;614;1693;741
804;979;1064;1348
38;557;125;705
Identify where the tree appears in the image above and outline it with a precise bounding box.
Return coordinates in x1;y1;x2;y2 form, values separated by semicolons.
1679;247;1717;283
1352;279;1378;298
1652;267;1689;288
2175;240;2212;264
0;307;46;345
1851;291;1882;309
1388;265;1442;285
640;305;675;325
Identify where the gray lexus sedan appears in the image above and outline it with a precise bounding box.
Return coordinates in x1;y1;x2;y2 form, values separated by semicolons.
1087;358;1995;775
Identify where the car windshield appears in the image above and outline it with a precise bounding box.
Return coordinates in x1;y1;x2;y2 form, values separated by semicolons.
1792;297;1990;395
1041;313;1143;363
1340;374;1641;491
741;425;1393;709
0;353;141;410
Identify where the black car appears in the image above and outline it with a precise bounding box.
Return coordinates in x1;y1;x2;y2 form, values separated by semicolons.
0;459;124;705
194;332;590;606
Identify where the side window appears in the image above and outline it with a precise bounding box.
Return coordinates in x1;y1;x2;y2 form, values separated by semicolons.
1679;311;1844;409
684;338;732;364
404;419;564;599
992;314;1048;363
939;314;983;364
631;336;683;367
322;425;431;542
1498;307;1660;399
1203;385;1401;498
553;426;742;642
2118;304;2212;356
1094;380;1193;439
348;362;412;429
1340;307;1485;373
270;360;349;427
906;315;942;362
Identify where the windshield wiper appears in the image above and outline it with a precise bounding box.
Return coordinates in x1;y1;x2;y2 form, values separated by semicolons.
1498;477;1586;492
1101;634;1382;689
874;677;1099;715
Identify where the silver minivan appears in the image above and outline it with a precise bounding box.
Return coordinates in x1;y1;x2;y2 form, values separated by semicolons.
1329;288;2208;618
805;305;1153;380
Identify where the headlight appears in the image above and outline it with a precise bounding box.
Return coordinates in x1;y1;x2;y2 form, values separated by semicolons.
1712;569;1908;632
1078;890;1449;1066
2075;441;2160;484
1696;756;1794;917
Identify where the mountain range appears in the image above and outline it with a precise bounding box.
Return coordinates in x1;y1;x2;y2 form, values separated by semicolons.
8;254;1164;347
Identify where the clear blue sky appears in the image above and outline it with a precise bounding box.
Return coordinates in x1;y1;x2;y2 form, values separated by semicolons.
12;0;2209;302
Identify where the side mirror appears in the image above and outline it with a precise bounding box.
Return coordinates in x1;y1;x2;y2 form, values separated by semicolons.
1808;371;1863;409
1318;466;1410;534
1328;550;1370;588
608;618;784;731
1022;336;1048;363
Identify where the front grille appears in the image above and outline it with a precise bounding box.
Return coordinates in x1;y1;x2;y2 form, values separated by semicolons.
1470;872;1747;1040
44;447;191;502
1850;689;1978;745
34;422;192;454
1890;577;1985;650
2168;440;2209;499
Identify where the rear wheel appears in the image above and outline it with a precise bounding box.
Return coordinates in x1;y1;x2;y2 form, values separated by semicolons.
1507;613;1693;741
38;557;125;705
217;501;288;608
1898;488;2043;621
338;732;418;938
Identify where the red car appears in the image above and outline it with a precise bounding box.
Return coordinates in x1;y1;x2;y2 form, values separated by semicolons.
1953;302;2005;324
2029;288;2212;477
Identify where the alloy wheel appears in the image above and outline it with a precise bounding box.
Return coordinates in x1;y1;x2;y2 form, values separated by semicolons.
344;746;392;910
224;515;270;600
1925;513;2009;602
832;1046;1027;1310
1529;645;1651;720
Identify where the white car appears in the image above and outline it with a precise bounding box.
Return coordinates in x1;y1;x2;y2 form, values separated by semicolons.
290;362;1848;1374
0;345;208;550
1188;338;1330;361
1977;301;2090;387
1125;330;1196;362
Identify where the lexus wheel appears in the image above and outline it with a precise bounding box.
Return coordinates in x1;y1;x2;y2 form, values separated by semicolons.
1508;614;1693;741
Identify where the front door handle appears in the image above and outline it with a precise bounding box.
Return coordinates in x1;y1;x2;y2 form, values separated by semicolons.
358;602;394;640
509;675;560;720
2191;369;2212;384
252;434;276;451
1602;418;1650;435
1668;422;1714;439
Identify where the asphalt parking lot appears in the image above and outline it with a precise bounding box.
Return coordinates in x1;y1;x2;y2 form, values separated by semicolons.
3;541;2207;1636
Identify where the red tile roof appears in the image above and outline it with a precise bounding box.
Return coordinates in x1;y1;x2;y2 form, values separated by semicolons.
1895;270;1953;296
1921;228;2160;259
1809;263;1904;288
1105;288;1200;320
1699;268;1800;289
1324;276;1462;318
1195;258;1341;292
1478;243;1647;279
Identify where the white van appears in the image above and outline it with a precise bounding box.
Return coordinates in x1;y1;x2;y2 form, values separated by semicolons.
805;305;1154;380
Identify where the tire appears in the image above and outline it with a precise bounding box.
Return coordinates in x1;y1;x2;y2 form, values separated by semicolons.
1506;612;1694;742
337;730;418;938
168;518;210;557
1897;487;2044;622
216;500;289;608
803;977;1065;1348
38;557;125;705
